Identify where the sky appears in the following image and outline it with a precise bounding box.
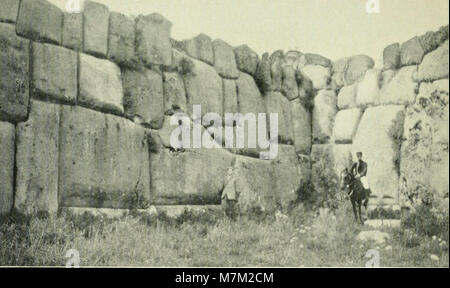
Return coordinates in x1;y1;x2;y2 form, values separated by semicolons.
49;0;449;67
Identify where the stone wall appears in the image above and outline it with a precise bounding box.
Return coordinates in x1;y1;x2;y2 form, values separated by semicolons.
0;0;448;215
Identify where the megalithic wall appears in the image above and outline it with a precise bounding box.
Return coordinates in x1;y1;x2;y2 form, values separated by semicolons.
0;0;448;215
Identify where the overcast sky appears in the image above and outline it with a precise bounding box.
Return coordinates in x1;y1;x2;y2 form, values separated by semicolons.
49;0;449;67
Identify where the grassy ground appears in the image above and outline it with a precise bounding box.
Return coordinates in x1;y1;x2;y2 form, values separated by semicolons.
0;202;448;267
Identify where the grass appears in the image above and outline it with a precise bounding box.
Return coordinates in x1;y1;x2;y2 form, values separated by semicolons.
1;202;448;267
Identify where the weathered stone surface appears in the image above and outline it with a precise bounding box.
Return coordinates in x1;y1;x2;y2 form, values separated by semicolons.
353;105;405;201
136;13;172;66
62;12;82;51
383;43;401;70
236;72;266;116
270;50;284;92
312;90;337;143
108;12;135;66
419;25;449;54
183;33;214;65
163;72;187;114
15;100;60;214
332;55;374;88
304;53;332;68
16;0;62;44
0;23;29;123
357;231;390;244
234;44;259;76
0;121;14;214
356;69;381;107
400;36;425;66
333;108;363;143
297;70;314;103
285;50;306;71
332;144;353;176
223;79;237;123
232;72;268;156
298;154;311;183
345;55;375;85
414;40;449;82
213;39;239;79
265;92;293;144
122;69;164;128
150;146;234;205
282;66;299;100
0;0;20;23
83;0;109;57
273;145;303;208
300;65;330;90
59;105;150;209
254;52;272;94
292;99;312;155
380;66;417;105
185;56;223;118
401;80;449;203
233;155;275;212
32;43;77;104
79;53;124;114
337;84;357;110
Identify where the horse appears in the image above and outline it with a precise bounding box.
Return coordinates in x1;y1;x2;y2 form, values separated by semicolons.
339;168;371;224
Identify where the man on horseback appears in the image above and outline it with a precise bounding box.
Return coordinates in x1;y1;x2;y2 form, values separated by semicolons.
351;152;370;191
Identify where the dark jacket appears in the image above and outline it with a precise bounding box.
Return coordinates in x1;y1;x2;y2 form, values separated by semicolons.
351;160;367;177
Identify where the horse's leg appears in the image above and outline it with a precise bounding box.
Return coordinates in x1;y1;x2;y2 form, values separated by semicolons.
358;200;364;224
351;199;358;222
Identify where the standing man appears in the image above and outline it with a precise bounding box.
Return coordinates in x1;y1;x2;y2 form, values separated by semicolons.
351;152;370;190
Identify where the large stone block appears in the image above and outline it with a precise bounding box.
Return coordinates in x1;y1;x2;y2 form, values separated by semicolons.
356;69;381;107
0;0;20;23
414;40;449;82
419;25;449;55
213;39;239;79
83;0;109;57
163;72;187;115
150;146;234;205
353;105;405;201
380;66;417;105
273;144;303;208
59;105;150;209
400;36;425;66
122;69;164;128
223;79;237;122
312;90;337;143
383;43;401;70
300;65;330;90
285;50;305;71
337;84;357;110
16;0;62;44
15;100;60;214
184;56;223;118
269;50;284;92
401;80;449;202
265;92;293;144
281;66;299;100
0;121;14;214
108;12;135;66
234;44;259;76
79;53;124;114
136;13;172;67
332;55;374;88
32;43;77;104
304;53;332;68
292;99;311;155
332;144;353;176
233;155;275;212
0;23;29;123
254;52;272;94
183;33;214;65
62;12;82;51
333;108;363;143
